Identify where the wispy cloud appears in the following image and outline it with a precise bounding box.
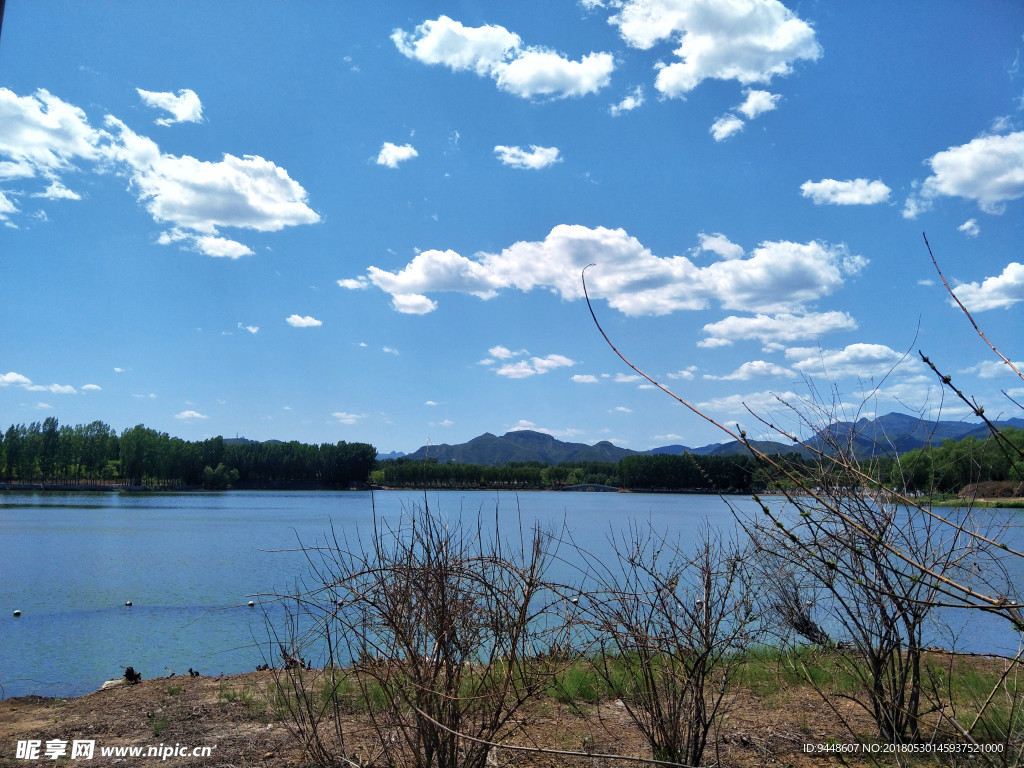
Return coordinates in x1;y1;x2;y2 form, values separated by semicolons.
136;88;204;126
494;145;561;169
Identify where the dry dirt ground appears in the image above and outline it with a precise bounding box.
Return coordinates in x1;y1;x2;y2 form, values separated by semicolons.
0;669;950;768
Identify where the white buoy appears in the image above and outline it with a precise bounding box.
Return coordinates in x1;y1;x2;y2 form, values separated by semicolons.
13;610;21;617
247;601;255;607
125;601;133;607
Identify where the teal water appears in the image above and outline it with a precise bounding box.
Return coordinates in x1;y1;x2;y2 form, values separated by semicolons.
0;490;1020;699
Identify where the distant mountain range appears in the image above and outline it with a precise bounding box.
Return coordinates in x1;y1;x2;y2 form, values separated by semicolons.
378;412;1024;465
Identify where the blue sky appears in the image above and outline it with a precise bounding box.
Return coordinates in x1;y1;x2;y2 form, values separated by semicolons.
1;1;1022;454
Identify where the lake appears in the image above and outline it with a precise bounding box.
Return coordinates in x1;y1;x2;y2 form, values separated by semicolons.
1;489;1021;699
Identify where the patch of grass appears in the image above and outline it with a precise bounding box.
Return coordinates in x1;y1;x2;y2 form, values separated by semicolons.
166;683;184;696
147;711;169;738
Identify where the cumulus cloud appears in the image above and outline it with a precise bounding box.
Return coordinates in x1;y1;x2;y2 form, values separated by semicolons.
710;114;744;142
610;86;645;116
286;314;323;327
904;131;1024;217
136;88;204;125
699;311;858;348
105;116;319;256
376;142;418;168
958;218;980;237
801;178;891;205
494;145;561;169
572;374;600;383
0;88;108;179
737;89;781;118
950;262;1024;311
606;0;821;98
33;180;82;200
174;410;208;420
82;384;102;391
237;323;259;334
1;371;32;387
0;88;320;253
392;15;614;100
345;225;865;317
705;360;795;381
1;371;79;393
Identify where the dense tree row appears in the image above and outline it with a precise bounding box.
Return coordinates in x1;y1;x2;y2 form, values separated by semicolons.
890;428;1024;494
0;418;376;489
373;453;767;492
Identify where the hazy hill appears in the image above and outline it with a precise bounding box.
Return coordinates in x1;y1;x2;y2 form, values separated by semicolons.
385;413;1023;466
401;430;634;465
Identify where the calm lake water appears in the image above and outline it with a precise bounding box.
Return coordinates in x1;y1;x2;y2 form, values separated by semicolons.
1;489;1021;699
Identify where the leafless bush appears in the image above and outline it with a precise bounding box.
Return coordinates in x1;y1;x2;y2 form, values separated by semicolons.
579;524;760;766
275;500;572;768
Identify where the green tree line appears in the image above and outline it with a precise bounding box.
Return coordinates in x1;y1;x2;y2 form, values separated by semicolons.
891;427;1024;494
374;452;775;492
0;418;376;489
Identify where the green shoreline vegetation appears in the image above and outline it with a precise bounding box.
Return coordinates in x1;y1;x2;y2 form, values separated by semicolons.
1;418;1022;502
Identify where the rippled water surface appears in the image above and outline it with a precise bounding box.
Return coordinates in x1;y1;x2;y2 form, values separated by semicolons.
1;489;1020;698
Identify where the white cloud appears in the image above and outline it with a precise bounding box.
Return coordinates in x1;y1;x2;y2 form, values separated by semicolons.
237;323;259;334
607;0;821;98
347;225;865;317
705;360;795;381
494;145;561;169
337;277;369;290
958;218;980;237
104;116;319;256
950;262;1024;311
699;311;858;347
695;232;744;260
1;372;78;393
488;345;520;360
376;142;418;169
737;88;781;118
390;293;438;314
610;86;645;116
0;88;108;178
613;406;633;413
787;343;919;380
27;383;77;394
136;88;204;126
174;410;208;420
1;371;33;387
333;411;365;424
572;374;600;383
483;347;576;378
667;367;697;380
801;178;891;206
158;228;254;259
285;314;322;327
81;384;102;391
382;346;400;355
904;131;1024;217
962;359;1024;379
710;114;744;142
32;180;81;200
614;373;642;383
698;389;805;417
393;15;614;100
